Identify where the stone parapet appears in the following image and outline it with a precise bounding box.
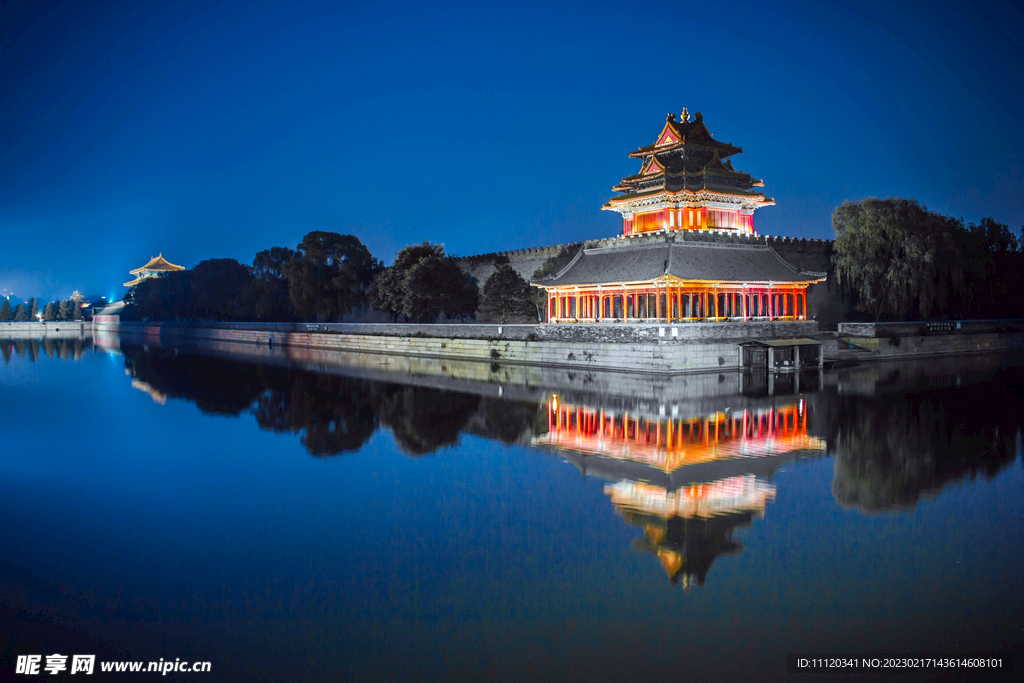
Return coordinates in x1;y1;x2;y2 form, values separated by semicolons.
0;321;90;338
106;321;765;374
838;320;1024;337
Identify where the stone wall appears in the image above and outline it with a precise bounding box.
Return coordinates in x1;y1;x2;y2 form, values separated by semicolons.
106;319;816;344
838;320;1024;337
0;321;90;338
839;332;1024;359
113;331;811;417
106;321;767;374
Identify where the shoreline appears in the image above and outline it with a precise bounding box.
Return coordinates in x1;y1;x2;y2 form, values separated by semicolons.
5;319;1024;373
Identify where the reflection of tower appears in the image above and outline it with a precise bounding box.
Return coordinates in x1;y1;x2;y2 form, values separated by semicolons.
608;476;775;588
536;396;824;475
534;396;824;587
630;510;756;588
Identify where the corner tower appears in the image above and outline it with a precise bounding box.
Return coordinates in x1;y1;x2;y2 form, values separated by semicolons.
603;109;774;236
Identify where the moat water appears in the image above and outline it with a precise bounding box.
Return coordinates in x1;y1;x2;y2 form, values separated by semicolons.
2;336;1023;681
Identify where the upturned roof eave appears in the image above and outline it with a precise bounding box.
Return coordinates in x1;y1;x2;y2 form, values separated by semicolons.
533;274;827;289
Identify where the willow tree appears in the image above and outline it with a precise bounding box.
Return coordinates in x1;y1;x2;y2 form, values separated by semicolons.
831;198;963;320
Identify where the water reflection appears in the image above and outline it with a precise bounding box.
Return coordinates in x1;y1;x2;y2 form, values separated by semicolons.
1;337;91;362
14;335;1022;590
534;396;824;586
610;476;775;587
829;362;1024;513
120;343;538;457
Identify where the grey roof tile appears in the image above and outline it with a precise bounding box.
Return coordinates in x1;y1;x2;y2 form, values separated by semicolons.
533;235;825;287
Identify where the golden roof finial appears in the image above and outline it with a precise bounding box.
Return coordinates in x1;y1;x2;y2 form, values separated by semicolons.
681;107;689;122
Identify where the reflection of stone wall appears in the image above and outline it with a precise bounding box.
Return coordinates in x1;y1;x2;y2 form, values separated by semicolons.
112;329;825;418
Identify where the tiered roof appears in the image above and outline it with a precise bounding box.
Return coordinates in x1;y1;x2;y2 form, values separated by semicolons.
129;254;184;276
604;110;773;213
534;232;825;288
124;253;185;287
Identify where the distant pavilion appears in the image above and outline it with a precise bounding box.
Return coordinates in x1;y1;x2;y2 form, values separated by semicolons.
533;110;825;323
124;254;185;288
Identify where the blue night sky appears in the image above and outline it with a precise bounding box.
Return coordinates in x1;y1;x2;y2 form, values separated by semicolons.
1;0;1022;301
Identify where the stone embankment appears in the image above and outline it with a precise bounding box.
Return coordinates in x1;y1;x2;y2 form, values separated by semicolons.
835;320;1024;360
0;321;90;338
99;320;820;375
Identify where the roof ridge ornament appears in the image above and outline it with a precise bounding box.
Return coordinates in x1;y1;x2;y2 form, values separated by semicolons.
681;107;689;123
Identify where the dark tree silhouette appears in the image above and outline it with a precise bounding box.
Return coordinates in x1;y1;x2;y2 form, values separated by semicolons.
240;246;298;322
372;242;446;321
400;254;478;322
284;231;382;321
189;258;253;320
128;272;192;320
481;264;534;323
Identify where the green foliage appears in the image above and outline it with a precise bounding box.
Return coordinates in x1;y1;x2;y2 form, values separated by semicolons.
0;298;12;322
128;273;192;320
242;247;298;322
955;218;1023;319
832;198;963;320
372;242;445;321
252;246;296;281
28;298;38;320
42;302;56;321
284;231;382;322
189;258;252;320
14;304;29;321
372;243;477;322
481;264;535;323
71;299;83;320
833;198;1024;320
58;300;70;320
399;253;478;322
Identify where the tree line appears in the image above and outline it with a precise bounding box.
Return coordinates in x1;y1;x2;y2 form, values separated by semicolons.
0;297;84;322
125;231;541;323
832;198;1024;321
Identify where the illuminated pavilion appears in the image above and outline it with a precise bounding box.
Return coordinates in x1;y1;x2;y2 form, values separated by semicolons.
123;254;185;288
533;110;825;323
